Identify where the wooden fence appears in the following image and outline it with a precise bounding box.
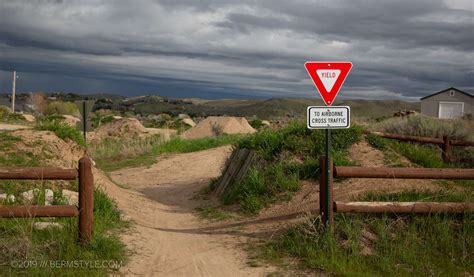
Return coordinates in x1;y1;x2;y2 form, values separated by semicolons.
367;131;474;163
0;156;94;245
319;156;474;226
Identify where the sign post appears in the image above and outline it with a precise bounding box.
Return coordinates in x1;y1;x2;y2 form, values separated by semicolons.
305;61;352;228
75;99;96;145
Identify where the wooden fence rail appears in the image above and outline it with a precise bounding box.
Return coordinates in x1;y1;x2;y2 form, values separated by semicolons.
335;166;474;179
0;156;94;245
367;131;474;162
320;156;474;227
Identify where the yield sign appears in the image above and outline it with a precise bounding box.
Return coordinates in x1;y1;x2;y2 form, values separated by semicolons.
305;61;352;106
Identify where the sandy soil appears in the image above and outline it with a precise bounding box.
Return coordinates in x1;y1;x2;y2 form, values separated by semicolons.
182;116;256;139
0;123;31;131
102;146;273;276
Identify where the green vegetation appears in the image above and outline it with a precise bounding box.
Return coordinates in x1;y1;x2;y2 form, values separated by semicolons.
44;101;79;116
195;206;233;221
35;120;85;146
0;132;39;167
261;189;473;276
222;121;363;213
0;105;28;123
0;189;127;275
249;119;264;129
366;134;446;168
90;134;243;172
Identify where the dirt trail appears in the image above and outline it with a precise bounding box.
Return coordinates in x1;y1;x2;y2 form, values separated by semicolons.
0;123;31;131
97;146;272;276
96;138;439;275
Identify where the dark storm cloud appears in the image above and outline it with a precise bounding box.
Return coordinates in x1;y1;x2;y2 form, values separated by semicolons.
0;0;472;99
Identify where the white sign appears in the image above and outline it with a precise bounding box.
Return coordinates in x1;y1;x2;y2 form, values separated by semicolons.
307;106;350;129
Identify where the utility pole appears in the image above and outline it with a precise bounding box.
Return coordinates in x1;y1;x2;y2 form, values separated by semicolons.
11;70;16;113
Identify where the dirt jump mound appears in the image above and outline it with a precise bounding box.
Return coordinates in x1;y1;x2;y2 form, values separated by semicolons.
89;118;177;141
182;116;256;139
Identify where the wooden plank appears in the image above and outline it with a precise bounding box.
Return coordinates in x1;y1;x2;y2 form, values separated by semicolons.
0;167;77;180
217;149;250;196
221;150;255;197
214;148;239;193
334;166;474;179
0;205;79;218
334;201;474;213
215;148;245;195
452;139;474;147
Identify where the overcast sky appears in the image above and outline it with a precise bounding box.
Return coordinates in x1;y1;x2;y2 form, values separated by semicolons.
0;0;472;100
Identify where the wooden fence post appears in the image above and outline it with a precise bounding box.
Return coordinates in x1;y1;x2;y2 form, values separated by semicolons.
442;136;451;163
319;156;334;228
78;156;94;245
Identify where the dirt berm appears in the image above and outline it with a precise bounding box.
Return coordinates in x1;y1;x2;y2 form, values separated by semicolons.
182;116;256;139
88;118;176;141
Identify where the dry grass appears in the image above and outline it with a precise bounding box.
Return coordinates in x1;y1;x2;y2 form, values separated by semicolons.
369;114;474;140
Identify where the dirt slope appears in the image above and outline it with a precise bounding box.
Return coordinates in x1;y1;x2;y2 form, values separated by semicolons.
102;146;272;276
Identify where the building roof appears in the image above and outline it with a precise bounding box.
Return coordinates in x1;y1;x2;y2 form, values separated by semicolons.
420;87;473;100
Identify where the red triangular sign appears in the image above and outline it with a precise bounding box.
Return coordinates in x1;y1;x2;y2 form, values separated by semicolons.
305;61;352;106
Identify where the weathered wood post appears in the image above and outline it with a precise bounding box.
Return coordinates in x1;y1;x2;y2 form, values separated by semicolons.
442;136;451;163
78;156;94;245
319;156;334;228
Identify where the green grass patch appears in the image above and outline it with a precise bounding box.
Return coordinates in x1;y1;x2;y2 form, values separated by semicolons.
391;142;445;168
261;189;473;275
366;134;446;168
0;189;127;275
90;134;243;172
195;206;233;221
35;120;85;146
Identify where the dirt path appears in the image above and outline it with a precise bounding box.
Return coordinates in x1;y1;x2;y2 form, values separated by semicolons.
0;123;31;131
95;139;440;275
96;146;273;276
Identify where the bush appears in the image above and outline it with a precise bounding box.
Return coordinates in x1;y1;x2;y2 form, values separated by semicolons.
249;119;264;129
371;114;473;141
36;121;85;146
44;101;79;116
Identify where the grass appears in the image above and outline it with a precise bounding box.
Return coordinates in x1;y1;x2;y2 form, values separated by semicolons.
195;206;233;221
90;134;244;172
0;189;128;275
260;189;473;276
0;132;39;167
366;134;446;168
222;121;363;214
35;120;85;146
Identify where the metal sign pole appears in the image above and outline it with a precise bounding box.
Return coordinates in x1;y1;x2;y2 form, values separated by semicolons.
83;101;87;144
325;128;331;227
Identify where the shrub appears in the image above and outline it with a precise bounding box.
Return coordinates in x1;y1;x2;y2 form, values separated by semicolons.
249;119;264;129
44;101;79;116
371;114;473;141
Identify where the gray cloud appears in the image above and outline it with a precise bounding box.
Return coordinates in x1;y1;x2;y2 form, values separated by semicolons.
0;0;472;99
